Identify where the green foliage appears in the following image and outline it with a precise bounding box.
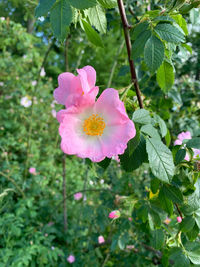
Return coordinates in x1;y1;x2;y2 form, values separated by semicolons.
156;61;175;92
82;20;104;47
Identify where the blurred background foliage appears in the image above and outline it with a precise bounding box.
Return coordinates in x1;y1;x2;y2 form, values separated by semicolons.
0;0;200;266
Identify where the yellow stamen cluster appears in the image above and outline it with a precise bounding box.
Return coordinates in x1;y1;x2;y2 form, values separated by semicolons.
83;114;105;136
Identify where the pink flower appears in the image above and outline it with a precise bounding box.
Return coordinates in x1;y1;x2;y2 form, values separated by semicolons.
57;88;136;162
20;96;32;107
98;235;105;244
108;210;120;219
29;167;36;175
128;217;132;221
67;255;75;264
40;68;46;77
177;216;182;223
164;217;171;225
53;66;98;108
74;192;83;200
174;131;192;161
194;149;200;159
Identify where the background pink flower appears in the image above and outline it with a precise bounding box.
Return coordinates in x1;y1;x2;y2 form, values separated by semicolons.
174;131;192;161
53;65;98;108
177;216;182;223
57;88;136;162
98;235;105;244
74;192;83;200
29;167;36;175
108;210;120;219
67;255;75;264
164;217;171;225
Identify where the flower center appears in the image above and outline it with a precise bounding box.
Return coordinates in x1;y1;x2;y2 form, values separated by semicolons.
83;114;105;136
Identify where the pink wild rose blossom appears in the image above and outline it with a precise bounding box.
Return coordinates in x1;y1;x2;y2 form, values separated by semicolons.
67;255;75;264
56;88;136;162
174;131;192;161
29;167;36;175
98;235;105;244
177;216;182;223
108;210;120;219
74;192;83;200
54;65;98;108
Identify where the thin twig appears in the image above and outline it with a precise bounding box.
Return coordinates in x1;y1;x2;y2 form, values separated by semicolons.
107;40;125;88
175;203;183;219
117;0;144;109
102;253;110;267
0;171;25;198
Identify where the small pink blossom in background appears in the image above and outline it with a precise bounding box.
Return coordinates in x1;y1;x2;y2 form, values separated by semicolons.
98;235;105;244
51;109;57;118
108;210;120;219
100;179;104;184
0;82;4;86
74;192;83;200
128;217;132;221
20;96;32;107
31;80;37;86
40;67;46;77
47;221;54;227
164;217;171;225
5;95;12;100
1;17;5;21
57;88;136;162
51;246;55;250
44;233;48;237
126;245;135;250
67;255;75;264
174;131;192;161
29;167;36;175
177;216;182;223
54;65;98;108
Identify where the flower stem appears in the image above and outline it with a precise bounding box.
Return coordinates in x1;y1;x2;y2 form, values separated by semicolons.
117;0;144;109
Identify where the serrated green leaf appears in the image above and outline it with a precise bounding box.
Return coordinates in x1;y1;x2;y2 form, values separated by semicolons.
159;187;173;216
154;23;185;43
97;0;117;8
132;109;151;124
154;114;167;138
156;61;174;92
169;247;190;267
69;0;97;9
141;124;161;139
35;0;56;17
163;184;183;204
144;35;164;72
87;5;107;33
151;229;165;249
132;30;151;59
186;223;199;241
120;135;148;172
186;138;200;149
82;20;103;47
146;138;175;183
188;250;200;264
151;178;160;194
175;149;186;164
154;15;175;23
181;216;195;232
50;0;72;41
132;21;149;40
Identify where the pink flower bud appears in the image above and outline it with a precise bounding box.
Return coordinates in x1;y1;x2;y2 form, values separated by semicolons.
98;235;105;244
108;210;120;219
164;217;171;225
177;216;182;223
67;255;75;264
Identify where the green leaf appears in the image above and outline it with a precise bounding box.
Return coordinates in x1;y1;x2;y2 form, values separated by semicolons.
188;250;200;264
87;5;107;33
118;232;129;250
97;0;117;8
154;15;175;23
35;0;56;17
154;23;185;43
169;248;190;267
146;138;175;183
69;0;97;9
144;35;164;72
50;0;72;41
120;135;148;172
132;30;151;59
165;129;171;147
156;61;174;92
182;43;192;54
186;223;199;241
186;138;200;149
97;157;111;169
180;216;195;232
159;187;173;216
151;229;165;249
132;109;151;125
132;21;149;40
163;184;183;204
154;114;167;138
127;124;140;156
141;124;161;139
82;20;103;47
175;149;186;164
151;178;160;194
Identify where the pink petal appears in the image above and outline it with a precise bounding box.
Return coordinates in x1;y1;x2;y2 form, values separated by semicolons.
77;65;96;94
174;139;182;146
177;131;192;142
